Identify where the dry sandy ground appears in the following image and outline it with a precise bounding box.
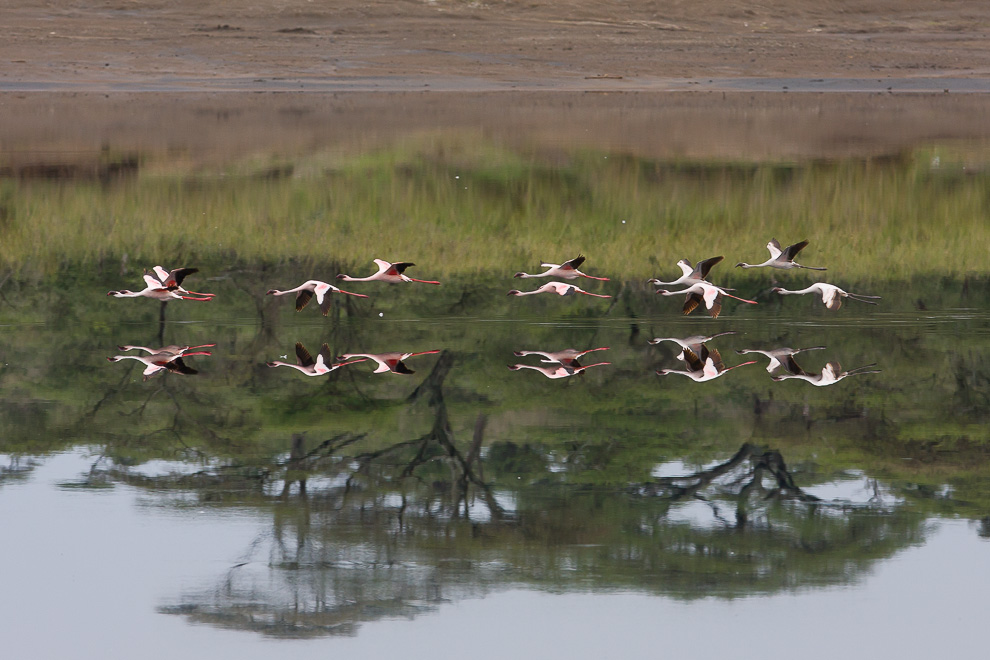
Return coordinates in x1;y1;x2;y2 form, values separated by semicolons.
3;1;990;164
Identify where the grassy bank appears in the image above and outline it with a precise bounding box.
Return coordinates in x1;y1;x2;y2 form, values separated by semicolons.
2;135;989;281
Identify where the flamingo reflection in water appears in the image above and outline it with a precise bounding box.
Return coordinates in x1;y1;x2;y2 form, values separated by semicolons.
735;345;827;375
509;346;610;379
657;346;756;382
649;331;737;361
107;344;215;380
771;360;881;386
337;350;442;375
267;342;367;377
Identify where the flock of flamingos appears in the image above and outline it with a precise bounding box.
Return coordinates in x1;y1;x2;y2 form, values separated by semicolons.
105;238;881;385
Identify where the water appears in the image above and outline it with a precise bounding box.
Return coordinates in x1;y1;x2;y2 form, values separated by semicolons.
2;93;990;657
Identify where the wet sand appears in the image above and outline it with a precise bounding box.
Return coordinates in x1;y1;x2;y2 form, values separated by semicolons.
3;1;990;163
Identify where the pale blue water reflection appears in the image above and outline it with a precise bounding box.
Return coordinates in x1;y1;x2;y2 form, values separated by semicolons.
2;450;988;659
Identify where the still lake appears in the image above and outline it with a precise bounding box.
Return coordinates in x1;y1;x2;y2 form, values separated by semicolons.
2;91;989;658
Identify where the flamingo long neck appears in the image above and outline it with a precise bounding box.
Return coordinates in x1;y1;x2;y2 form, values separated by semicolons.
778;285;820;296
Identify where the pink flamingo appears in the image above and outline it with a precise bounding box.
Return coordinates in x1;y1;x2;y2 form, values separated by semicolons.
107;347;213;380
266;280;368;316
657;347;756;382
508;361;610;379
336;259;440;285
771;283;881;310
147;266;215;297
267;343;367;377
337;350;441;375
656;282;757;318
735;239;826;271
514;255;609;281
508;281;611;298
648;255;723;287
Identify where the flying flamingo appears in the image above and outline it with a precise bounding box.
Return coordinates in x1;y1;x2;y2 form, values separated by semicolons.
266;280;369;316
512;347;610;364
771;361;881;386
336;350;441;375
735;345;826;374
116;343;216;355
735;239;826;271
656;282;757;318
514;255;609;281
336;259;440;285
508;360;611;379
107;347;213;380
648;256;724;287
267;342;367;377
107;282;213;302
771;283;881;310
507;281;611;298
657;346;756;382
147;266;215;298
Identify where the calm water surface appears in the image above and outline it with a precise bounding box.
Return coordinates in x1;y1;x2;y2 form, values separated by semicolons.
3;95;990;656
2;295;989;657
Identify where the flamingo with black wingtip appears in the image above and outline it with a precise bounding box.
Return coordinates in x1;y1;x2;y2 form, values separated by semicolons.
107;346;213;380
337;350;441;375
267;342;367;377
336;259;440;285
657;346;756;382
735;239;826;271
514;255;609;281
266;280;369;316
656;282;756;318
648;255;724;287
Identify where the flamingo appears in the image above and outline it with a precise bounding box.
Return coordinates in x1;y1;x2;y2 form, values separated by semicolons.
771;283;881;310
514;255;609;281
116;343;216;355
107;347;213;380
507;281;611;298
508;360;610;379
656;282;756;318
107;283;213;302
512;347;610;364
266;280;369;316
648;256;724;287
735;345;826;374
336;350;441;375
267;342;367;376
147;266;215;297
657;346;756;382
772;361;881;386
648;332;737;360
735;239;826;270
336;259;440;285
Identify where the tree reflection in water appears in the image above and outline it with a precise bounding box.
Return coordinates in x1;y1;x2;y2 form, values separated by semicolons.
78;352;921;638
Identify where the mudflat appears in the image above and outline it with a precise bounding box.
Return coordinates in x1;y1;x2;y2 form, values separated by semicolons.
3;0;990;162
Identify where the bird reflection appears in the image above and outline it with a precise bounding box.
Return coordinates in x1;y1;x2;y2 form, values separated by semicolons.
337;350;441;375
657;345;755;382
735;345;826;375
107;343;214;380
267;342;367;376
509;346;610;379
771;360;881;386
649;331;736;360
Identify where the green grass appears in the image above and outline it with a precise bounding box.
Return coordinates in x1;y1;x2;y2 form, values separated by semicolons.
2;135;990;281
